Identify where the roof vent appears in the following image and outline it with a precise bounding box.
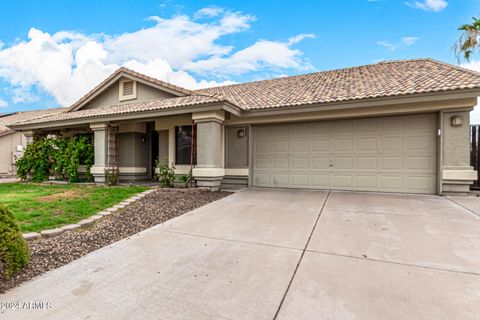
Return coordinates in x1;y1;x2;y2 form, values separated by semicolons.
119;79;137;101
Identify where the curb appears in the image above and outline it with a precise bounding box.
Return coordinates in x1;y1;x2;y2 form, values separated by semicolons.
22;188;157;240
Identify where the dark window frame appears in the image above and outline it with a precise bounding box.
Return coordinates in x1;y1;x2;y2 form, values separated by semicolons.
175;125;197;165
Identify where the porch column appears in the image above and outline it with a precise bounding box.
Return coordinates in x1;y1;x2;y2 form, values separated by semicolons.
192;110;225;191
441;109;477;195
23;130;35;145
90;123;108;183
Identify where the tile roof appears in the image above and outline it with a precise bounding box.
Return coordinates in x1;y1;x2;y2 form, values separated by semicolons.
0;108;65;135
8;58;480;128
11;95;221;126
195;58;480;110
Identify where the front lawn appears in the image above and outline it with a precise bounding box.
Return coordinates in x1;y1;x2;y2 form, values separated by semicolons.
0;183;148;232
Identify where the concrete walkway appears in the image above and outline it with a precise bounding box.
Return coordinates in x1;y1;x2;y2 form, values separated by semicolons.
2;189;480;320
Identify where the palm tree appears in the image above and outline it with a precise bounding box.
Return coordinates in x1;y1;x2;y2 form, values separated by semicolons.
454;17;480;62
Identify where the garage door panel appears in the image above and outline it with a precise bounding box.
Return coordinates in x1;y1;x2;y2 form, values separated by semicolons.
272;174;289;186
380;136;404;151
291;140;309;152
255;141;271;153
272;141;289;153
333;175;353;188
273;157;289;169
356;157;377;169
356;137;377;151
356;175;378;188
312;174;330;187
380;176;404;190
311;157;330;169
379;157;404;170
255;157;271;169
333;138;353;151
311;139;330;152
407;156;434;170
253;114;437;194
406;176;435;192
291;174;309;187
406;136;435;151
334;157;353;169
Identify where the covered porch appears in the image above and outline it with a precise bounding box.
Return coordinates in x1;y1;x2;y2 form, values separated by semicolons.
25;110;232;191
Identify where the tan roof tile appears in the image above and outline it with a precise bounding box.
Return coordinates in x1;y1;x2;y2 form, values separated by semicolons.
196;58;480;110
0;108;65;135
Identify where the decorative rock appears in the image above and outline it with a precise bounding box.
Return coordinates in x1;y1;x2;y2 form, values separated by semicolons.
113;204;126;209
40;228;64;238
78;218;95;227
106;207;119;213
23;232;41;240
98;211;112;216
61;224;81;231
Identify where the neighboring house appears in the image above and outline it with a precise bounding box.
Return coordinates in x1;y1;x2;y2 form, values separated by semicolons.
7;59;480;195
0;108;64;177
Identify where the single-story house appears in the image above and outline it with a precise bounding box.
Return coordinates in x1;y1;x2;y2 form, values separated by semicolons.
0;108;63;177
7;58;480;195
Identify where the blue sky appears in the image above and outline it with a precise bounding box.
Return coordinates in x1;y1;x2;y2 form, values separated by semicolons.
0;0;479;115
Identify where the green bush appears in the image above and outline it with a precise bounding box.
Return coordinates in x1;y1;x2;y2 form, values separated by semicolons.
0;205;30;278
16;134;94;183
154;160;176;187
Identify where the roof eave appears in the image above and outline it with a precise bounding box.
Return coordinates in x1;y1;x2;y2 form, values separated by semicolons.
242;87;480;116
9;101;242;131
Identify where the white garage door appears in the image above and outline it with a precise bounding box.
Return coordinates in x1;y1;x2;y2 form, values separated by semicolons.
252;114;437;194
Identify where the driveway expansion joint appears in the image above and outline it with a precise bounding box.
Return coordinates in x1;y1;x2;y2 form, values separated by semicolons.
273;190;331;320
306;250;480;277
163;229;304;252
445;196;480;219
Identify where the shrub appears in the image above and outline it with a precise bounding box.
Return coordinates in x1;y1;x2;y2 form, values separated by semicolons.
16;134;94;183
154;160;176;188
0;205;30;279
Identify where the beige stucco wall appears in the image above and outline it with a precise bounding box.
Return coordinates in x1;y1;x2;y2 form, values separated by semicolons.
83;79;177;110
0;132;26;177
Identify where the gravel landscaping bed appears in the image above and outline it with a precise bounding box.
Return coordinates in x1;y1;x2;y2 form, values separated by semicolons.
0;188;231;293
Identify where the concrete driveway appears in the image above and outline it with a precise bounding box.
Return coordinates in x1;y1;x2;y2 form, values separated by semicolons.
2;189;480;320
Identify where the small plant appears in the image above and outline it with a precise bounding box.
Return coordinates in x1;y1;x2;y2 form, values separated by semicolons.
105;167;119;186
0;204;30;279
154;159;176;188
179;171;193;188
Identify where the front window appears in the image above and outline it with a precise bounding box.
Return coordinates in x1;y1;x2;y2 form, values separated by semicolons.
175;125;196;165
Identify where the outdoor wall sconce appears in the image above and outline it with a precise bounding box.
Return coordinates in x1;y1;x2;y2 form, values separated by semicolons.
451;115;463;127
237;128;246;138
141;136;146;143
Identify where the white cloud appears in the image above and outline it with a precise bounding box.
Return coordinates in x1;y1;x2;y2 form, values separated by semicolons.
377;36;419;51
0;99;7;108
405;0;447;12
194;6;224;19
0;8;312;107
288;34;315;45
185;39;313;77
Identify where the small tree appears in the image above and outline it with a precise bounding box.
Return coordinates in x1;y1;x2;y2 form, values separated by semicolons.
0;205;30;279
454;17;480;61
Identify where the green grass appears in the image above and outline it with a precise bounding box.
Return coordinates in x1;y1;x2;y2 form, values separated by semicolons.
0;183;148;232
